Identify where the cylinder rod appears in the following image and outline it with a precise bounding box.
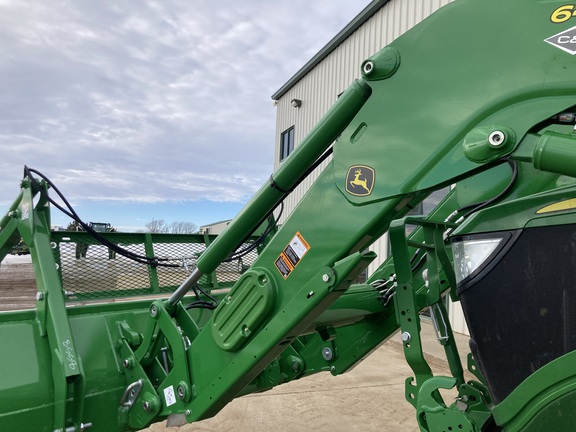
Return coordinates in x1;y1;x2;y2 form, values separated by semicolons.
166;79;372;308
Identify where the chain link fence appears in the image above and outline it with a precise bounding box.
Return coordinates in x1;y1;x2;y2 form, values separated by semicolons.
51;232;257;301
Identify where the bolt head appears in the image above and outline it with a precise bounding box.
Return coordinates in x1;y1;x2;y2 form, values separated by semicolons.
363;61;374;75
185;409;191;416
177;385;186;400
36;292;44;301
488;130;506;147
143;401;151;412
401;332;412;343
150;305;158;317
322;347;333;361
322;274;330;282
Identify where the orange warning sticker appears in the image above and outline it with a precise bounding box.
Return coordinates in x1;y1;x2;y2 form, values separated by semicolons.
274;232;310;279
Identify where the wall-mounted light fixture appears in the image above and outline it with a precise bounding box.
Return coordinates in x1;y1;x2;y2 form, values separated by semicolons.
290;98;302;108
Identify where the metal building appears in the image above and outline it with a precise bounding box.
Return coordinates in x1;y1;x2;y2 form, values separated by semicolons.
270;0;468;334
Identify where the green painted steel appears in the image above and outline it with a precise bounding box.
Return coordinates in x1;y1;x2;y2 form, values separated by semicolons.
194;79;372;275
2;0;576;431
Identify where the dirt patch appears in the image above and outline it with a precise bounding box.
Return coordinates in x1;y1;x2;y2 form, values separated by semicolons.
0;259;37;311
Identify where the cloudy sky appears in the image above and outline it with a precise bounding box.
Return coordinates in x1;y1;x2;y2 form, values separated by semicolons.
0;1;372;231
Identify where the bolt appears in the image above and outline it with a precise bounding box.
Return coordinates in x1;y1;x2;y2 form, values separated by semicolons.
63;424;93;432
143;401;151;412
422;268;429;288
123;358;133;369
36;292;44;301
322;347;333;361
322;274;330;282
185;409;191;416
363;60;374;75
488;130;506;147
401;332;412;343
177;385;186;400
150;304;158;318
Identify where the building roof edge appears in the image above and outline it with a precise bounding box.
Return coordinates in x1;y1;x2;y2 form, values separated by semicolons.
271;0;390;101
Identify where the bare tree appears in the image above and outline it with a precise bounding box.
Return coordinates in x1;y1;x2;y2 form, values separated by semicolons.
145;218;169;233
169;221;198;234
144;219;197;234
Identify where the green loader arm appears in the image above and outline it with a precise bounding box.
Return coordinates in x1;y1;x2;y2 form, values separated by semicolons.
3;1;576;431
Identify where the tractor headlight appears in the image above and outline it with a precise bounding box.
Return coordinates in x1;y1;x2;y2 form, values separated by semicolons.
451;234;509;284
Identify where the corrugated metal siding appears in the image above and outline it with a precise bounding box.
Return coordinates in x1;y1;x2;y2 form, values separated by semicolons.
274;0;454;259
273;0;464;331
274;0;454;185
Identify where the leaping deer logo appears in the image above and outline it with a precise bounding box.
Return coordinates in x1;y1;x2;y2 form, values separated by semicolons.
349;169;370;193
346;165;375;196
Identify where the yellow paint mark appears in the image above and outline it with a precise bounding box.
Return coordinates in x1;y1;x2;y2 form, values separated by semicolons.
536;198;576;214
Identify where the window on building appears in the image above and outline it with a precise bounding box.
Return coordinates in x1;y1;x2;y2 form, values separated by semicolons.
280;126;295;161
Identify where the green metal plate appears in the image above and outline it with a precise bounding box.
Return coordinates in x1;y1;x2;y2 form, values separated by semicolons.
211;268;277;352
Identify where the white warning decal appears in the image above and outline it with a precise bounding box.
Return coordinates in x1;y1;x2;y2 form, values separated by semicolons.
164;385;177;407
274;232;310;279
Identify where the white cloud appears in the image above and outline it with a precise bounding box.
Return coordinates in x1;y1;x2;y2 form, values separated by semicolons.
0;0;372;216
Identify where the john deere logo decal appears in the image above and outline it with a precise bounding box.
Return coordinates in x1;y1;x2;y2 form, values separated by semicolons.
346;165;375;196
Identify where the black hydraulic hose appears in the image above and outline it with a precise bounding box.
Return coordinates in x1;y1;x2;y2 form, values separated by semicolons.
410;160;519;273
223;202;284;262
223;145;333;260
23;166;178;268
185;283;219;310
457;159;518;221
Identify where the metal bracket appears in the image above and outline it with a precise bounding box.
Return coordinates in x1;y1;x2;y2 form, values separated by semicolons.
389;217;464;407
416;376;480;432
120;379;144;408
